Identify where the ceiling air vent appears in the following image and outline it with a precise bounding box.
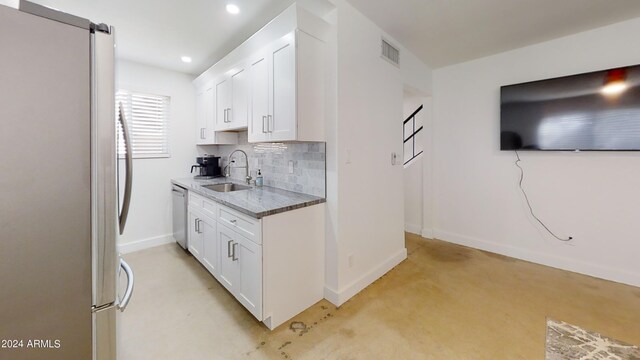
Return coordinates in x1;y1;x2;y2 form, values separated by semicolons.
381;38;400;66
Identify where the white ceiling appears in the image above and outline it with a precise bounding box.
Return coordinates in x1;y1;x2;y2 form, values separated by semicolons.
31;0;296;75
27;0;640;75
345;0;640;69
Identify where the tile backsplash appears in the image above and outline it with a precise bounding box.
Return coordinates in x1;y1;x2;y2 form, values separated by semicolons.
203;132;326;197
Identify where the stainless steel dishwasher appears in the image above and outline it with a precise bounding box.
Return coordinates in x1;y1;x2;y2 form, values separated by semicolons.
171;184;188;249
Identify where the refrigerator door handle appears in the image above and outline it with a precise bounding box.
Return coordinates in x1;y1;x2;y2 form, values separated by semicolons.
117;258;134;312
118;102;133;235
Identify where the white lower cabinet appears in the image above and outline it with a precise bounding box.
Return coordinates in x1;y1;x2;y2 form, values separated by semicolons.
201;215;218;275
217;222;263;320
188;209;204;262
188;207;217;273
234;232;263;319
186;191;324;330
217;223;238;291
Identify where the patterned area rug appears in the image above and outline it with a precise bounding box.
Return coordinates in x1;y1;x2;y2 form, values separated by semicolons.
546;319;640;359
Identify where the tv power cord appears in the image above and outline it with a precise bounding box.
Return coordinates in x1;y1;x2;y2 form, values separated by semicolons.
514;150;573;242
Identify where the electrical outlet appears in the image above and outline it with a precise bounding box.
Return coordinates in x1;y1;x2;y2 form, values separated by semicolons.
346;149;352;164
288;160;294;174
348;254;354;268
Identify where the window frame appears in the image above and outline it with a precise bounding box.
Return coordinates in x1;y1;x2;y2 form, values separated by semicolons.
116;89;171;159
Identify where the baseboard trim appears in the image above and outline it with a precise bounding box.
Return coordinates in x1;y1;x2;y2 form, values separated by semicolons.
118;234;175;254
324;248;408;306
421;228;434;239
404;223;422;235
433;229;640;288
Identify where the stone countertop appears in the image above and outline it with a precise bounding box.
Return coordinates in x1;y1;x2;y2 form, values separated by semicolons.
171;177;326;219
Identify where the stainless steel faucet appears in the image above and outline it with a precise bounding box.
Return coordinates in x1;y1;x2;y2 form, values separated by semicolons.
226;149;252;185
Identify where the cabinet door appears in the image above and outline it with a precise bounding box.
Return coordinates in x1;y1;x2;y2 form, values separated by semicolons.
204;85;215;141
201;216;218;277
248;51;270;143
195;90;207;144
269;35;296;141
188;211;203;261
215;77;230;130
229;67;248;129
235;235;263;320
217;223;239;293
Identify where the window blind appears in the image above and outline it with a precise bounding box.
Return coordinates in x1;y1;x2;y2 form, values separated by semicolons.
116;90;170;158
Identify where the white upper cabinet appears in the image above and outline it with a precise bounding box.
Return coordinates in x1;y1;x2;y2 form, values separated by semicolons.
193;4;328;144
248;30;325;143
195;81;237;145
215;77;230;130
230;67;249;130
195;89;207;145
269;36;296;141
215;65;249;131
248;50;271;143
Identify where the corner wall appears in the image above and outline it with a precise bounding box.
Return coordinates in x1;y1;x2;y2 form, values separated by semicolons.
117;60;197;252
323;0;432;305
432;17;640;287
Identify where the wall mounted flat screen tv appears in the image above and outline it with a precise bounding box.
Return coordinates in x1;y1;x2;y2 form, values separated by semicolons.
500;64;640;151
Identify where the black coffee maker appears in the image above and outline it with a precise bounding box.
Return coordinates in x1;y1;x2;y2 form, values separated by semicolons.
191;155;222;179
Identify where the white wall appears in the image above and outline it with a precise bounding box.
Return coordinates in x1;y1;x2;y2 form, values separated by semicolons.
432;17;640;287
117;60;197;252
323;0;432;305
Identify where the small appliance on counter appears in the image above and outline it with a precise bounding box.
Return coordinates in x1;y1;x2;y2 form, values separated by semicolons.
191;154;222;179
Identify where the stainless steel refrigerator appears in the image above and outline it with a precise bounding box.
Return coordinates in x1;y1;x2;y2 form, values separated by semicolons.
0;1;134;359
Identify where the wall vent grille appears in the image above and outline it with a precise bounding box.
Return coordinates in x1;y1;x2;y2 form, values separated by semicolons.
381;38;400;66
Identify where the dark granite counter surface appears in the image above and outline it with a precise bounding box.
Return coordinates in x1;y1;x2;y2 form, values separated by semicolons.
171;177;325;219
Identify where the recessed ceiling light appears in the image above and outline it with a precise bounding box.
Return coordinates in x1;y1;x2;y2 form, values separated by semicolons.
226;3;240;14
181;56;192;63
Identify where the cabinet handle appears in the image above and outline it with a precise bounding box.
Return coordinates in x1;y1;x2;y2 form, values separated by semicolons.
200;128;205;139
227;239;233;258
230;219;237;225
262;116;267;133
195;218;200;233
268;115;273;133
224;108;228;123
227;108;232;123
232;242;238;261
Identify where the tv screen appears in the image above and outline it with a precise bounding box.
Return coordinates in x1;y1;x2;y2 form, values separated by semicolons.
500;64;640;151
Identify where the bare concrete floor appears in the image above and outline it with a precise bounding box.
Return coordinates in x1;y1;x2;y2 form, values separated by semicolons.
118;233;640;359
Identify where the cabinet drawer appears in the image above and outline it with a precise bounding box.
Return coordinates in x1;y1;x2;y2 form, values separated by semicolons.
202;198;218;218
217;205;261;244
189;192;218;218
189;192;205;209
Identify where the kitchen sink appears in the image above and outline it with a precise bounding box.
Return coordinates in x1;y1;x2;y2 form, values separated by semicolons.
203;183;252;192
